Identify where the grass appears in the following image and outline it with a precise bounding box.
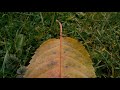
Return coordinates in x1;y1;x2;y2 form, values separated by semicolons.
0;12;120;78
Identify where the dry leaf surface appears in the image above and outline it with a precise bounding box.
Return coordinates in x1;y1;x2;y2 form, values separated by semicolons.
24;37;96;78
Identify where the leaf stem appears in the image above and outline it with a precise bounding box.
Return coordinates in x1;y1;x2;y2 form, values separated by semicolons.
56;20;62;78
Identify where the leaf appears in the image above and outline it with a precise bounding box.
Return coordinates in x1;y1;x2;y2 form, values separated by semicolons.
24;37;96;78
24;20;96;78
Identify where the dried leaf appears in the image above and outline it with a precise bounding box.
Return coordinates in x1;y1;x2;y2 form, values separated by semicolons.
24;37;96;78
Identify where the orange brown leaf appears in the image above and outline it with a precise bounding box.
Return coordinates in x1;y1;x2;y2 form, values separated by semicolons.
24;37;96;78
